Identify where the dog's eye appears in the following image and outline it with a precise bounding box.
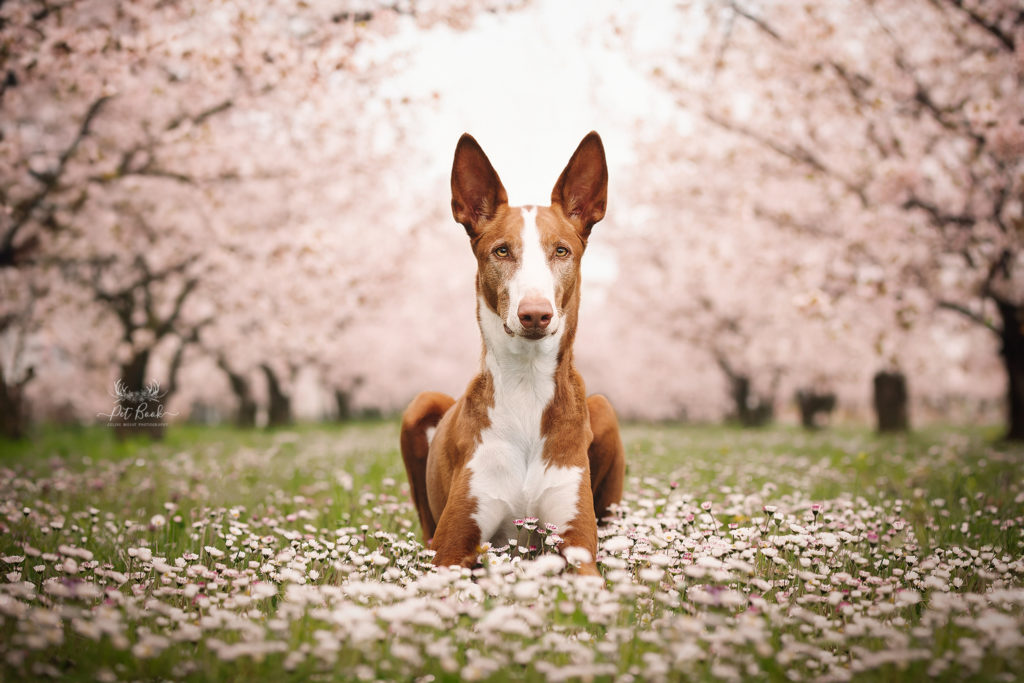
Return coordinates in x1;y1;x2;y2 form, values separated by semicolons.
555;246;569;257
494;245;510;257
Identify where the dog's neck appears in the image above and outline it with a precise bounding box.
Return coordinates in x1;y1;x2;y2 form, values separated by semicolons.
476;295;578;399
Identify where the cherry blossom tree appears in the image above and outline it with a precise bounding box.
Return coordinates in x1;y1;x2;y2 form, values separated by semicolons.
623;0;1022;437
3;0;358;433
2;0;524;436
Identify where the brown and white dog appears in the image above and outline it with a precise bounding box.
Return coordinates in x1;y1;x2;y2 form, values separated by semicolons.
400;132;625;576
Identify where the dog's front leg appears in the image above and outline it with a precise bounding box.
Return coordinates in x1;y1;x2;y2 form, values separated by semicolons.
429;470;485;569
557;466;601;577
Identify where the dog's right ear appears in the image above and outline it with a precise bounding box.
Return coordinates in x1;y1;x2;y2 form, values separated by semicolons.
451;134;508;238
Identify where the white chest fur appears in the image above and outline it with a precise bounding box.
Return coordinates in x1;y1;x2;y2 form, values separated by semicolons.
468;301;583;545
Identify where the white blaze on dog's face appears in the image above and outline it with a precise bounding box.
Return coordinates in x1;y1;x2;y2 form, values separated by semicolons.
450;132;608;343
505;207;559;338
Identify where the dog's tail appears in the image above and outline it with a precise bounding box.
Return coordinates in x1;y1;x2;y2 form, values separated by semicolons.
400;391;455;543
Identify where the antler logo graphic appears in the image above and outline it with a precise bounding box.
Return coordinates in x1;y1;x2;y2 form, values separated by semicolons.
111;379;130;399
110;379;167;404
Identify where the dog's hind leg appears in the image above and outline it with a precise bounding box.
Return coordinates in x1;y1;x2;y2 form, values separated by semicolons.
587;394;625;523
400;391;455;543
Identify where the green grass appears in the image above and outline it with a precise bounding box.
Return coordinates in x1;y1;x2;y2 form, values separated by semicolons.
0;422;1022;681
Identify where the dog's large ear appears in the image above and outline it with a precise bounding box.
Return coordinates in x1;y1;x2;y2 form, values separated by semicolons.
451;134;508;238
551;131;607;240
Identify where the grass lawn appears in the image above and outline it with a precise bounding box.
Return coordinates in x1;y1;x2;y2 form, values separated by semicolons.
0;421;1022;681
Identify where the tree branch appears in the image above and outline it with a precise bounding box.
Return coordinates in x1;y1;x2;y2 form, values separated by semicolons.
165;316;212;398
826;60;873;107
752;205;842;239
939;0;1016;52
154;277;200;339
981;247;1013;299
901;195;975;228
705;109;869;205
1;94;112;267
166;99;233;132
937;300;1001;335
728;1;785;43
714;351;740;383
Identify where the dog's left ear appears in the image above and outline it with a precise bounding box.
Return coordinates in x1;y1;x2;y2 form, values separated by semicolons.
451;133;508;239
551;131;608;240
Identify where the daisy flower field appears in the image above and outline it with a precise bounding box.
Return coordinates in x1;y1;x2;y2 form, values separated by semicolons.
1;423;1022;681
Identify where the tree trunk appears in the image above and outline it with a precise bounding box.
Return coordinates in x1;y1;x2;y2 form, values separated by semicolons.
716;355;774;427
261;364;292;427
334;388;352;422
218;359;257;428
333;376;363;422
996;300;1024;441
730;374;774;427
873;371;909;433
111;350;167;440
0;366;33;440
795;389;836;430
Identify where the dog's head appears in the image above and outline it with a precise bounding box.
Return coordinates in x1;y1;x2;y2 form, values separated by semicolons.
450;132;607;342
